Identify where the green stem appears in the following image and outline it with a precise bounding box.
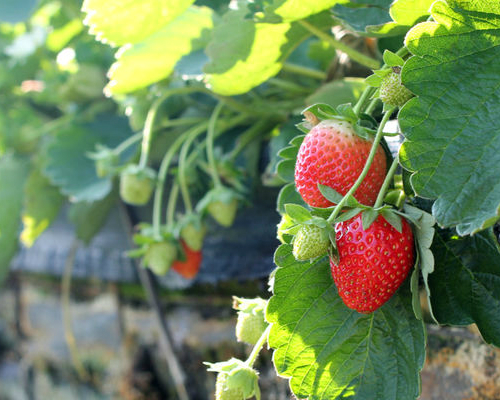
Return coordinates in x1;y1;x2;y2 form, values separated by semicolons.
113;132;142;155
155;116;206;131
178;130;200;213
298;20;380;70
374;156;399;208
206;103;224;188
282;62;327;80
327;107;395;223
365;98;379;115
352;86;376;116
152;122;209;237
166;182;180;227
245;324;271;368
268;78;311;94
228;119;275;160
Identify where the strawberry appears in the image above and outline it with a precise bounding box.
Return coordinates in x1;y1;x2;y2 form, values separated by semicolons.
379;69;413;108
294;119;386;208
206;358;261;400
144;241;177;276
292;224;330;261
119;164;156;206
233;297;268;345
179;214;206;251
171;240;202;279
331;213;415;313
197;187;240;227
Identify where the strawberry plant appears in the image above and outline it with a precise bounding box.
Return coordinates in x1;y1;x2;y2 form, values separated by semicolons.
1;0;500;399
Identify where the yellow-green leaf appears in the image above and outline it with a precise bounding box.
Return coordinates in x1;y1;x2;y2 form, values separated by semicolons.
82;0;195;46
106;6;214;95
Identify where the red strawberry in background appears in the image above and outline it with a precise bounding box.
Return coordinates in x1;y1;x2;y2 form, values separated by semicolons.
331;213;415;313
294;119;386;208
172;240;202;279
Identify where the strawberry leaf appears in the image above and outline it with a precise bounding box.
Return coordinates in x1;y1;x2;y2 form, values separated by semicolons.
410;258;423;320
361;209;378;230
429;228;500;346
82;0;195;46
268;244;426;400
106;6;215;95
253;0;343;23
0;155;30;281
21;167;64;247
399;0;500;235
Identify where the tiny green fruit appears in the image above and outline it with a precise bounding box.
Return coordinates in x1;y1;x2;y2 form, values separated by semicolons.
208;198;238;227
233;298;268;346
144;241;177;275
379;69;413;108
292;224;330;261
119;165;156;206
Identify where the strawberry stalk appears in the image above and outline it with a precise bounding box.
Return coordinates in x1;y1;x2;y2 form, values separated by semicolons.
245;324;272;368
206;102;225;188
166;182;179;226
178;129;200;213
327;107;396;224
153;122;209;237
353;86;376;115
373;156;400;208
282;62;327;80
298;20;380;70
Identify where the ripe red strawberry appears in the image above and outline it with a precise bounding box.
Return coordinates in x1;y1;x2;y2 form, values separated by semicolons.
331;213;414;313
294;119;386;208
171;240;202;279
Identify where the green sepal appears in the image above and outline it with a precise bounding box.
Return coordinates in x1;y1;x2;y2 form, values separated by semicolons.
125;247;147;258
332;207;363;223
381;209;403;233
382;50;404;67
361;209;378;230
365;74;382;87
318;184;362;208
285;203;312;223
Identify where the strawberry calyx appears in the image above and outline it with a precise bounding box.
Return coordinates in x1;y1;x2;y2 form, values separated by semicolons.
298;103;378;141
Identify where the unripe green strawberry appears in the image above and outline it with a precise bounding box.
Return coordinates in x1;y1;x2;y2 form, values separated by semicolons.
180;221;206;251
379;70;413;108
292;224;330;261
119;165;156;206
206;358;260;400
233;297;268;346
208;198;238;227
144;241;177;275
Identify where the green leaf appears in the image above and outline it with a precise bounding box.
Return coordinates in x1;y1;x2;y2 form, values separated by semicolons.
368;0;434;36
277;145;298;160
429;229;500;346
204;9;331;95
68;191;117;245
333;0;433;37
21;167;64;247
106;6;214;95
382;50;404;67
255;0;343;23
365;74;382;87
285;204;312;223
82;0;195;46
332;0;393;34
332;207;363;223
399;0;500;235
410;261;423;320
403;204;435;319
0;155;30;280
44;115;135;202
267;244;426;400
306;78;366;108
